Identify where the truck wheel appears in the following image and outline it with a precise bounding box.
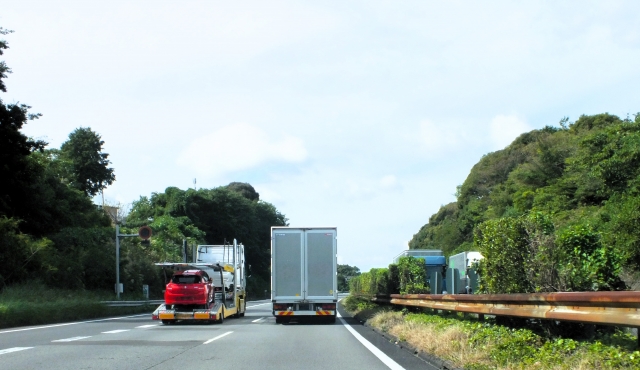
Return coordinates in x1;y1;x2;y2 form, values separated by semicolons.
218;308;224;324
239;302;245;317
161;320;173;325
275;317;283;324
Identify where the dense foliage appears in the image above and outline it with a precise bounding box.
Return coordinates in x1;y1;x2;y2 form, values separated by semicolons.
125;184;288;296
337;264;361;291
349;256;428;295
409;113;640;291
0;30;288;300
0;29;114;290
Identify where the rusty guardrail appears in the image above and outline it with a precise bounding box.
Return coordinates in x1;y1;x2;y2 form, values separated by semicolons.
367;292;640;328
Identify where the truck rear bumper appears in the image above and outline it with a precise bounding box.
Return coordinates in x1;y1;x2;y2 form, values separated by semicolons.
273;310;335;317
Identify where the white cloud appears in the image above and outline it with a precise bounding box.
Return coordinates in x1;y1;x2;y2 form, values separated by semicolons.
176;123;307;177
489;114;532;149
379;175;398;189
418;120;468;157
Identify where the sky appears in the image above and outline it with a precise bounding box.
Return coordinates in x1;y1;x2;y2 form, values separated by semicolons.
2;1;640;271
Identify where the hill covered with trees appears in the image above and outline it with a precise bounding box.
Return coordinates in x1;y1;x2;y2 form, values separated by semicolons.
410;113;640;290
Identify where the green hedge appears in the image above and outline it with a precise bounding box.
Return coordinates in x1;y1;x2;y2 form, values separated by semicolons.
349;256;429;295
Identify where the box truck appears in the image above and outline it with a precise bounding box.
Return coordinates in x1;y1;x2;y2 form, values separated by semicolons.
271;227;337;323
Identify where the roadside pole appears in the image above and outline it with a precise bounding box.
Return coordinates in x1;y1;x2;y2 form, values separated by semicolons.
115;224;141;299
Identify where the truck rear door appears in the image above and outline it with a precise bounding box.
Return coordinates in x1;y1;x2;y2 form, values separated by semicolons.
273;229;304;300
304;229;336;300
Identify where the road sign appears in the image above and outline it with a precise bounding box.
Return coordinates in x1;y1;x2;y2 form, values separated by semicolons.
138;226;152;240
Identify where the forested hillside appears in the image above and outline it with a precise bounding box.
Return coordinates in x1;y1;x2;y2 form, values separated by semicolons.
0;28;287;298
125;184;287;296
410;113;640;287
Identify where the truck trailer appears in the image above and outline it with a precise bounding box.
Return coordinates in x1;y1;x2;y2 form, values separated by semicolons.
271;227;338;324
152;239;246;324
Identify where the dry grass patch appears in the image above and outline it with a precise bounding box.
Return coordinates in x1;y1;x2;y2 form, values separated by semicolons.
370;311;493;368
366;310;640;370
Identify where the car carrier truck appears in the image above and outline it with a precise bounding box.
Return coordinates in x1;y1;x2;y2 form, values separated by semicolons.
152;239;246;324
271;227;337;323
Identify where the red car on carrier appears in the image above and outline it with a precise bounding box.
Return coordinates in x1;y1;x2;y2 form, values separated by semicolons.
164;270;213;308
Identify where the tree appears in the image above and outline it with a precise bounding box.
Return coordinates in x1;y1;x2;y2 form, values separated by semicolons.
59;127;115;197
226;182;260;201
337;264;360;291
0;27;45;217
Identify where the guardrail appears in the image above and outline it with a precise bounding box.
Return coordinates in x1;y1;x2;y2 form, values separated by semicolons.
367;291;640;328
101;300;164;307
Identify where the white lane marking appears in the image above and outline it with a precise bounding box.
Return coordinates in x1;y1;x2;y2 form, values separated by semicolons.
0;347;33;355
203;331;233;344
52;336;91;342
337;311;406;370
136;324;158;328
102;329;129;334
246;302;270;308
0;314;149;335
251;317;266;323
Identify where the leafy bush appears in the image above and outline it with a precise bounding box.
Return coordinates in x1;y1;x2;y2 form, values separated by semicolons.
475;212;624;293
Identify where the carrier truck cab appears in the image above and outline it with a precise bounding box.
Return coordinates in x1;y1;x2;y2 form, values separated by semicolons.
271;227;338;324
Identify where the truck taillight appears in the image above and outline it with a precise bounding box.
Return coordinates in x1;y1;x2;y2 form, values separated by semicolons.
321;304;336;310
273;304;287;310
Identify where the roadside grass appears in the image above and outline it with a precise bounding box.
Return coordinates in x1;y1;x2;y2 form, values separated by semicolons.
344;297;640;369
0;281;156;329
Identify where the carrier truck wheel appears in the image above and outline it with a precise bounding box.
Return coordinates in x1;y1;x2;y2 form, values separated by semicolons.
239;302;245;317
217;308;224;324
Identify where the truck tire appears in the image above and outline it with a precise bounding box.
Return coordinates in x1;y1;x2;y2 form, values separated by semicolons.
239;302;246;317
275;316;284;324
217;308;224;324
161;320;173;325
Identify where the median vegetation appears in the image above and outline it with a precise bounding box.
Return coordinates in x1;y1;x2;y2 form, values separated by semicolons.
0;282;155;329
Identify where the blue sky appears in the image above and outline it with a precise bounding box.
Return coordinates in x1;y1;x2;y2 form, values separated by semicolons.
3;1;640;271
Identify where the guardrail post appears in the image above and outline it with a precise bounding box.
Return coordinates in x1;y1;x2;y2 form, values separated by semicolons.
479;314;484;321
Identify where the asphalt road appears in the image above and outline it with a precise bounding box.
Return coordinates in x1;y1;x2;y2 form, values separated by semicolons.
0;298;438;370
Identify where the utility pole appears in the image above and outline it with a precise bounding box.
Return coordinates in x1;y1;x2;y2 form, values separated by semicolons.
115;224;139;299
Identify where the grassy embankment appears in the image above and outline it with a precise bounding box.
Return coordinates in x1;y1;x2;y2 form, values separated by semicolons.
0;281;157;329
343;296;640;369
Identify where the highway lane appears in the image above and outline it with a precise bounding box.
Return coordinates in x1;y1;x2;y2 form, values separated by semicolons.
0;299;437;369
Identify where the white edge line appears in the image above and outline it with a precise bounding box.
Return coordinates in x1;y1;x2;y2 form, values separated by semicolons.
0;314;149;334
203;331;233;344
0;347;33;355
52;336;91;342
337;308;406;370
251;317;265;323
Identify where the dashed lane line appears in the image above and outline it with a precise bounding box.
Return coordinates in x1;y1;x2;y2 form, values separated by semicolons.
135;324;159;328
52;336;91;342
102;330;129;334
251;317;266;323
0;347;33;356
203;331;233;344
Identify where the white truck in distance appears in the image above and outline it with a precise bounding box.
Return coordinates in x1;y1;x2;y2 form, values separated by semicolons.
271;227;338;324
